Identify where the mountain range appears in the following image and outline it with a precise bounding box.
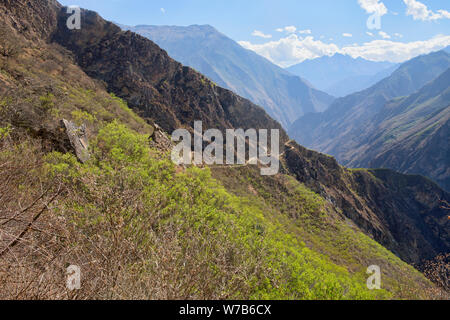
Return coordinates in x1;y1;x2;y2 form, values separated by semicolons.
289;50;450;191
121;24;334;129
61;16;450;267
0;0;449;299
287;53;398;97
346;68;450;191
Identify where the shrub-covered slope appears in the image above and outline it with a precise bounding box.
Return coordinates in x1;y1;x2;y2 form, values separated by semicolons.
48;5;450;269
0;0;448;299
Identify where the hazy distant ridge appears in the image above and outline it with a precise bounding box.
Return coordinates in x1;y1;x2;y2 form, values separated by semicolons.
122;24;334;128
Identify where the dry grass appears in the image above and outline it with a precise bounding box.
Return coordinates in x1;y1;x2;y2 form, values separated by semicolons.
0;138;68;299
0;25;22;58
0;136;257;299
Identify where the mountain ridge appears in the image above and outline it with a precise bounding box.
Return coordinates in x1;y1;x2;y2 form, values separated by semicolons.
287;53;398;97
0;0;449;298
46;1;450;270
289;50;450;192
121;24;334;128
349;68;450;191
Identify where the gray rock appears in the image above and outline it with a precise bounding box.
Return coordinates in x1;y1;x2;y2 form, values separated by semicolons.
149;123;172;152
60;119;90;163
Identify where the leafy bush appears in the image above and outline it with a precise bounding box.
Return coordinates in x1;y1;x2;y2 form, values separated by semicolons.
71;109;95;126
40;122;387;299
0;124;11;139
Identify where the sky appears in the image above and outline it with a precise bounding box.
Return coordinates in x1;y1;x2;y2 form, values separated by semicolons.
59;0;450;67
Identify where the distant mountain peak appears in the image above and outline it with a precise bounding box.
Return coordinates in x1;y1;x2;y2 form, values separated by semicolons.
287;53;397;97
289;49;450;191
123;24;334;128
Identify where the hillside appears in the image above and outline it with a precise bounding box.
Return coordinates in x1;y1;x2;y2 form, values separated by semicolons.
287;53;397;97
52;20;285;138
346;68;450;191
289;50;450;186
122;24;334;128
51;7;450;268
325;64;399;98
0;0;448;299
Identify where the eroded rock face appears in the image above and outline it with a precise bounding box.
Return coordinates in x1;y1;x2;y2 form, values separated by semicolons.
149;123;172;152
284;140;450;265
60;119;90;163
0;0;61;41
51;9;288;143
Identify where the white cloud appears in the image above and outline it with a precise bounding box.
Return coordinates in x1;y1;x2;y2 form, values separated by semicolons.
238;34;450;67
366;31;375;36
379;31;391;39
394;33;403;38
160;8;166;14
343;33;353;37
238;34;339;67
284;26;297;34
276;26;297;34
341;35;450;62
358;0;388;16
299;29;312;35
403;0;450;21
438;10;450;19
252;30;272;39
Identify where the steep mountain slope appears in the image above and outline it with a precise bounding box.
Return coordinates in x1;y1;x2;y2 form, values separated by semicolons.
287;53;397;97
289;51;450;166
52;20;285;139
282;141;449;267
0;0;449;298
122;24;334;128
346;68;450;191
38;0;450;273
325;64;399;98
51;8;449;269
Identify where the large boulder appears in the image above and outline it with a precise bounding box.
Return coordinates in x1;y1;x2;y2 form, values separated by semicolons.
60;119;90;163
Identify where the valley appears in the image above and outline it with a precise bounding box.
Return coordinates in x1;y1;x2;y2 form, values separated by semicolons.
0;0;448;301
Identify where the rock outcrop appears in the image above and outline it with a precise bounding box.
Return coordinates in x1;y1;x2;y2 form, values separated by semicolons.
60;119;90;163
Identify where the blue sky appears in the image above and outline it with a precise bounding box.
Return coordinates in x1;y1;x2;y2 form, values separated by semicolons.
59;0;450;67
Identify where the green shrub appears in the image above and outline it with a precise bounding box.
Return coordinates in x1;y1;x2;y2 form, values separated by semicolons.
71;109;95;125
39;93;55;110
0;124;11;139
42;121;388;299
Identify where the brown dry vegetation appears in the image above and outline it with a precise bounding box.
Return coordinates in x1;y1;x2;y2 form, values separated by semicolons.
0;135;258;299
0;7;448;300
0;25;22;58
